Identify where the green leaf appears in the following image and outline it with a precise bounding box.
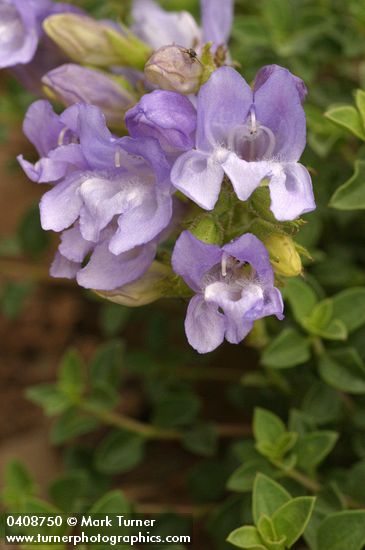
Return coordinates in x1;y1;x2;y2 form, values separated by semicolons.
272;496;316;548
90;340;124;388
355;89;365;127
330;160;365;210
227;458;280;493
26;384;70;416
295;431;339;471
301;383;342;425
227;525;267;549
58;348;85;401
257;515;286;550
182;423;218;457
1;281;35;320
99;303;131;337
257;432;298;461
48;471;89;512
94;429;145;474
89;490;132;514
303;300;348;340
253;408;286;447
253;474;291;525
2;460;36;509
50;409;100;444
318;348;365;394
332;287;365;333
317;511;365;550
282;278;318;326
152;389;201;428
85;382;119;412
18;497;66;535
262;328;311;369
325;105;365;140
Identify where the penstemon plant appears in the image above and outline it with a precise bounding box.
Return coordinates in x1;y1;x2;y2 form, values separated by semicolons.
1;0;365;549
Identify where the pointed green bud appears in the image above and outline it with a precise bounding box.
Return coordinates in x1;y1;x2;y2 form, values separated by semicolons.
95;262;174;307
145;45;205;94
263;234;302;277
43;14;151;69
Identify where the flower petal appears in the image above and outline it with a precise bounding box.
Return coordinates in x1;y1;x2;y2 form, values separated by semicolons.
269;162;315;221
126;90;197;153
50;251;80;279
172;230;222;292
185;294;225;354
59;223;93;263
39;172;84;231
109;191;173;255
132;0;201;49
171;150;224;210
222;154;271;201
223;233;274;285
77;241;156;291
196;67;252;151
253;65;307;161
22;100;65;157
201;0;233;47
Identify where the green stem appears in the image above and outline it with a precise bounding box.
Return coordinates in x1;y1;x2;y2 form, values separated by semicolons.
286;468;364;510
82;404;252;440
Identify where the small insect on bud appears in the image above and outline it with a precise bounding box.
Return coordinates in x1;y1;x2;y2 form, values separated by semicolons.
144;45;204;94
263;234;303;277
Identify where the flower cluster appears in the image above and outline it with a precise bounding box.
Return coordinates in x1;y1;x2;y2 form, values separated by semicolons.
6;0;316;353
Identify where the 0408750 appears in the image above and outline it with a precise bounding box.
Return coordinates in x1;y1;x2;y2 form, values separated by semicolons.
6;515;63;528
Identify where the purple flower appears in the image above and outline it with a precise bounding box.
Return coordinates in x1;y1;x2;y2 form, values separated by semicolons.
42;64;135;128
131;0;234;50
51;223;157;291
172;231;284;353
18;101;175;290
0;0;79;69
125;90;197;156
171;65;315;221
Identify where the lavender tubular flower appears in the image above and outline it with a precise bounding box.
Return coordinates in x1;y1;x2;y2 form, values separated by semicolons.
42;64;135;128
171;65;316;220
18;101;175;290
125;90;197;155
172;231;284;354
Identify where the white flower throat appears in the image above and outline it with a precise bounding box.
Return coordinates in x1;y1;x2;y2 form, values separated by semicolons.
227;107;276;161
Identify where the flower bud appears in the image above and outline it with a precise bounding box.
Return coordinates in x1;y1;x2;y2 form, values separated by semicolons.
43;14;151;69
125;90;196;154
263;234;302;277
189;215;222;244
95;262;174;307
144;45;204;94
42;64;136;129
